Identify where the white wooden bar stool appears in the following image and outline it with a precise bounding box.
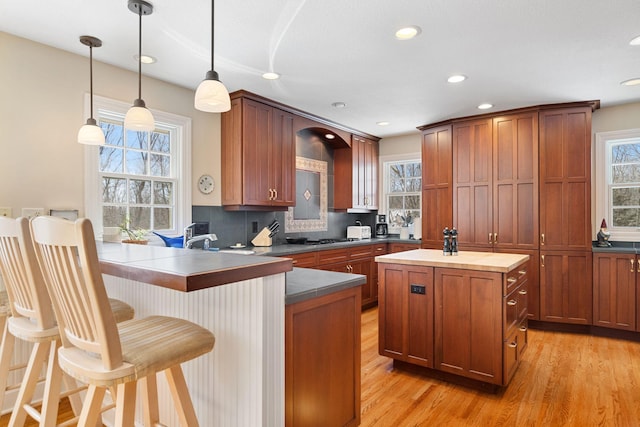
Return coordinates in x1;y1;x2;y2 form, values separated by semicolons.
0;217;135;427
30;216;215;427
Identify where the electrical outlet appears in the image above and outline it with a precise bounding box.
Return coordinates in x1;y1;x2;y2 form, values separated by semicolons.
252;221;258;233
0;207;11;217
22;208;45;219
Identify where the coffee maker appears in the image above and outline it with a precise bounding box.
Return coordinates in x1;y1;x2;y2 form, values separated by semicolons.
375;214;388;238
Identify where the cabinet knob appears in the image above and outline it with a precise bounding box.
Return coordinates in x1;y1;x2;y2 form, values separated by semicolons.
519;326;527;332
518;289;527;295
507;277;517;284
518;270;526;276
507;299;517;306
508;342;518;349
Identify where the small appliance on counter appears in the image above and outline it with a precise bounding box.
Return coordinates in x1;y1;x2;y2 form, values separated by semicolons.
375;214;388;238
347;223;371;240
252;219;279;247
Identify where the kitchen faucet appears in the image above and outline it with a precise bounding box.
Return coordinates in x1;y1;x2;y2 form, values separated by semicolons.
185;233;218;249
183;223;196;248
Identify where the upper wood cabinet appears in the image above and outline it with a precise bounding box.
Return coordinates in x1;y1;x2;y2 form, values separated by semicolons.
452;112;538;251
334;136;379;211
539;107;592;250
421;125;453;248
221;96;295;210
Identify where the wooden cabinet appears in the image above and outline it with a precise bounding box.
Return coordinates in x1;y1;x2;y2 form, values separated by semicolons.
378;264;434;367
377;252;529;386
221;94;295;210
421;124;453;248
335;135;379;211
540;250;593;324
388;243;420;253
453;112;538;251
539;107;592;251
593;252;636;331
286;286;361;427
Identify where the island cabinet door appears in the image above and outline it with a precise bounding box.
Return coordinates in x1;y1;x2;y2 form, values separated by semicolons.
434;267;503;385
378;264;434;367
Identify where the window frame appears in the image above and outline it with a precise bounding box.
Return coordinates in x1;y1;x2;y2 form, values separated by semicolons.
595;128;640;241
84;94;192;239
379;153;422;234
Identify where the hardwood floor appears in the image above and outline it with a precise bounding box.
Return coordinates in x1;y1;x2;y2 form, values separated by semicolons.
3;307;640;426
360;307;640;426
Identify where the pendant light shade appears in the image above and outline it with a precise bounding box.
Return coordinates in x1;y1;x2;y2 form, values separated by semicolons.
125;0;155;131
77;36;105;145
194;0;230;112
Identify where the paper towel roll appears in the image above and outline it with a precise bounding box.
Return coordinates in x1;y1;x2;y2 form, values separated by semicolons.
413;219;422;239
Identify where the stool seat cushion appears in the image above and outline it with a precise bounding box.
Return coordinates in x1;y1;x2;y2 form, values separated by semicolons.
57;315;215;387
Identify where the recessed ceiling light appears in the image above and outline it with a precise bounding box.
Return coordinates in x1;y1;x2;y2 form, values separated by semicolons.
630;36;640;46
262;72;280;80
477;103;493;110
395;26;422;40
447;74;467;83
377;121;390;126
621;78;640;86
325;134;336;140
134;54;156;64
331;102;346;108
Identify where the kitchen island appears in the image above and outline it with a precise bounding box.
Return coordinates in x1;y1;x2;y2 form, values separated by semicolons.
93;242;365;427
376;249;529;387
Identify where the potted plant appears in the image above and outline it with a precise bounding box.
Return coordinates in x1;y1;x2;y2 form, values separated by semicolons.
119;217;149;245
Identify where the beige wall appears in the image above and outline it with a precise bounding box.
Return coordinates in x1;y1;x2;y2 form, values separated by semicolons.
0;31;221;218
379;132;421;157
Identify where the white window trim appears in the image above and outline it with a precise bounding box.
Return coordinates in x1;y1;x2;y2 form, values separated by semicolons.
379;152;421;233
83;94;192;239
595;128;640;242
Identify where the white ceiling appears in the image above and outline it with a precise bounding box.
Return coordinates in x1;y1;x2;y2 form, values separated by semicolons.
2;0;640;138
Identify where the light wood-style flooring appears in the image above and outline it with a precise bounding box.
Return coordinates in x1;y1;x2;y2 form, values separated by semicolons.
360;307;640;426
3;307;640;426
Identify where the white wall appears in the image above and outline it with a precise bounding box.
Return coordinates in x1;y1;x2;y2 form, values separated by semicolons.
0;31;221;218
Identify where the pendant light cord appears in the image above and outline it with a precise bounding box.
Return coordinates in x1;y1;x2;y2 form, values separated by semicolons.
89;44;94;119
138;8;143;100
210;0;215;70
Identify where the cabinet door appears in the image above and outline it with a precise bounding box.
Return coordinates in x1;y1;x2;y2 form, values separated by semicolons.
492;112;538;250
271;108;295;206
539;107;592;250
434;267;503;384
364;138;379;210
540;251;592;324
242;99;273;206
351;258;373;306
453;118;493;249
421;125;453;247
593;253;636;331
378;264;434;367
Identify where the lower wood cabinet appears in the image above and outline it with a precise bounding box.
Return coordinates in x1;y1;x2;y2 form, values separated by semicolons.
286;286;361;427
593;252;637;331
378;259;528;386
540;250;592;325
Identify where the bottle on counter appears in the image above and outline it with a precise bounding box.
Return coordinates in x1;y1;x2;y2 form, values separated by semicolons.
450;227;458;255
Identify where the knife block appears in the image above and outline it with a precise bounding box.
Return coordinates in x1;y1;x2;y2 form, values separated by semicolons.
251;227;273;247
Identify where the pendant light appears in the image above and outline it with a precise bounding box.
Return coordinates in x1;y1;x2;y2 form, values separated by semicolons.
77;36;105;145
124;0;155;131
194;0;231;112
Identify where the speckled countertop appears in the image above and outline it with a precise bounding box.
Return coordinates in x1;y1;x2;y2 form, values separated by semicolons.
251;237;420;257
592;241;640;253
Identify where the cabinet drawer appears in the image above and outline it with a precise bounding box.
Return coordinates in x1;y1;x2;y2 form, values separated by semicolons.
285;252;318;268
504;283;528;338
504;264;527;295
503;330;522;386
318;248;349;264
372;243;387;255
349;245;374;259
517;319;528;358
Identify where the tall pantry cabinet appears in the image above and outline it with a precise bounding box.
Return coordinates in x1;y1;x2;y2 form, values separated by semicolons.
419;101;597;323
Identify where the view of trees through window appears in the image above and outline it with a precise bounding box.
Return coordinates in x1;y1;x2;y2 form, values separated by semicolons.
386;160;421;229
610;140;640;228
99;119;175;231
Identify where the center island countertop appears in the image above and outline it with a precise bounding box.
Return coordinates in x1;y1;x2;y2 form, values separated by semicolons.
376;249;529;272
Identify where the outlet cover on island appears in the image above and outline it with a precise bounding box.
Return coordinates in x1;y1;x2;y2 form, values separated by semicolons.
0;207;12;217
22;208;45;219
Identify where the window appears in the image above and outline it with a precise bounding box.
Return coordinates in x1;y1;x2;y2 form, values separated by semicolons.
84;95;192;238
595;128;640;241
383;158;421;233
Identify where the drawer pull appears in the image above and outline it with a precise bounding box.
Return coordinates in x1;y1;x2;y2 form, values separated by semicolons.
519;326;527;332
518;270;526;276
508;342;518;348
541;233;545;245
632;259;635;273
488;233;493;244
494;233;498;244
292;260;298;264
541;255;545;267
507;277;517;284
518;289;527;295
507;299;517;306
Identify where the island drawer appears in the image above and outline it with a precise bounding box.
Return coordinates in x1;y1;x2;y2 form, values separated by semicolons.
504;264;527;295
503;282;528;338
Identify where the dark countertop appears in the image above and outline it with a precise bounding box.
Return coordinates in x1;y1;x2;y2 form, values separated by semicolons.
592;241;640;253
285;268;366;305
251;237;421;257
97;241;293;292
